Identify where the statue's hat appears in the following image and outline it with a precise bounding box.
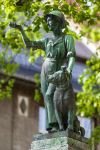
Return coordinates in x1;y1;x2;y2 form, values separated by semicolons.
45;10;66;29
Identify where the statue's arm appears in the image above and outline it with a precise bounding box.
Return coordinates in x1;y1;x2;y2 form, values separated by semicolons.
20;27;45;50
67;56;75;74
19;26;32;48
9;22;45;50
65;35;76;74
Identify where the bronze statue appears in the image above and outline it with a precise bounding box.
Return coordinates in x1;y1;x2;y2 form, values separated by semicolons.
48;66;85;136
10;10;85;136
48;65;75;131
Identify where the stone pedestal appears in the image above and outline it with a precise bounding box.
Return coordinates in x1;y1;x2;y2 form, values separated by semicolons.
31;130;90;150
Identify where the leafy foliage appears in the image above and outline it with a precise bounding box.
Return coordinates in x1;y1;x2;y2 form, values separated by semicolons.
77;56;100;117
88;126;100;147
0;78;15;99
0;0;100;105
76;54;100;145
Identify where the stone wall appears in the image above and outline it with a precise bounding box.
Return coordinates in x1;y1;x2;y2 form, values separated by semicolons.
13;80;39;150
0;100;13;150
0;79;39;150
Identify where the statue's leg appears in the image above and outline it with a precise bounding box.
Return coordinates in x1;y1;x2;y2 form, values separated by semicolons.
66;85;76;131
41;72;52;130
41;67;58;131
80;126;85;137
54;105;64;130
73;116;80;133
45;84;57;128
54;91;64;131
67;108;75;130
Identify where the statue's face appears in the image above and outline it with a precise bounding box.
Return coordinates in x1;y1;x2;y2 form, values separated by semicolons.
47;16;60;31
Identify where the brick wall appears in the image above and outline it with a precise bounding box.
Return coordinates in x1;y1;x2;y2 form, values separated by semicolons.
12;80;39;150
0;79;40;150
0;99;13;150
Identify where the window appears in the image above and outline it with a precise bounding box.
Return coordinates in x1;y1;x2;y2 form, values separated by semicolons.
18;95;29;117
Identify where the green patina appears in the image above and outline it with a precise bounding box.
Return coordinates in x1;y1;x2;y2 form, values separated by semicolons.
10;10;84;135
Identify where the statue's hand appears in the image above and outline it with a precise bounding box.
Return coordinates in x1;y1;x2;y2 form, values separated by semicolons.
48;70;66;84
48;74;55;83
9;22;22;30
48;66;71;84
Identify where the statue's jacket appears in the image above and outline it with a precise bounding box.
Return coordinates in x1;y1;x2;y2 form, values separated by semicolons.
32;34;76;81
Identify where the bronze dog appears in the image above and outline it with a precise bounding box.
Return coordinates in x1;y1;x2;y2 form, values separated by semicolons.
48;66;85;136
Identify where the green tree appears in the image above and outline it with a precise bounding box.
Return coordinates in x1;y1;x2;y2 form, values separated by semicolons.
77;56;100;117
77;56;100;146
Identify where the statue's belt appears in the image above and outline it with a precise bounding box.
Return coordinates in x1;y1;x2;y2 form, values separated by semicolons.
46;57;56;62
